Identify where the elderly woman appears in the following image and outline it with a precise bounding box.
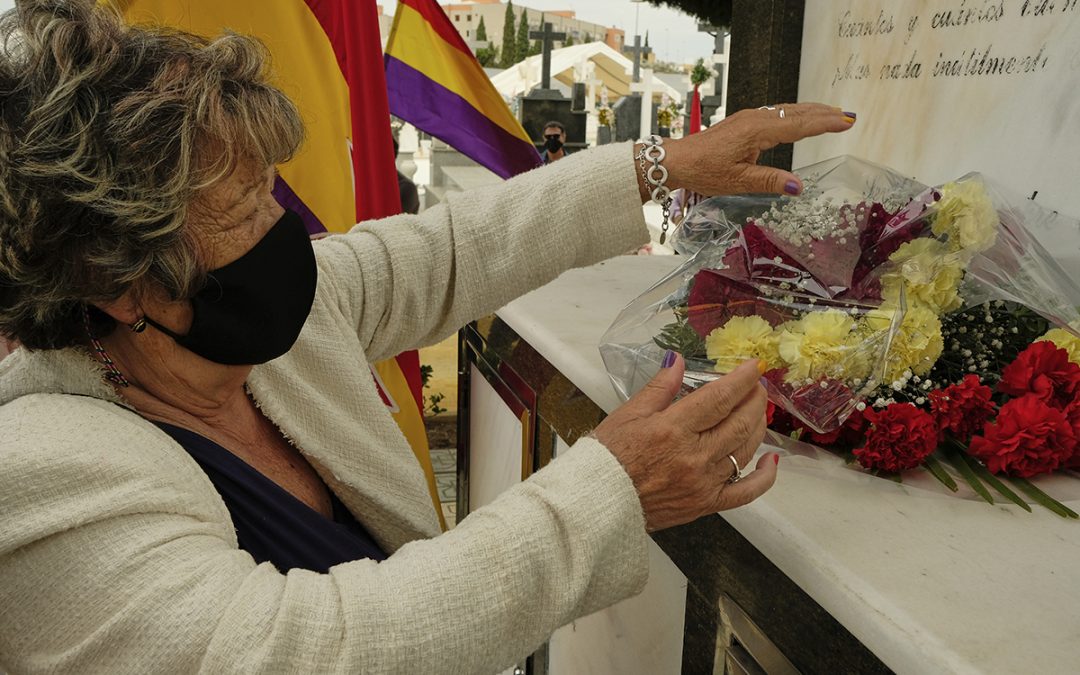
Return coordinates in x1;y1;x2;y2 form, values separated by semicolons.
0;1;854;672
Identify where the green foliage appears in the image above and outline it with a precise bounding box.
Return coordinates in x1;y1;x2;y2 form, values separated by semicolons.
515;10;530;64
425;392;448;417
564;33;575;47
499;1;517;67
420;363;448;417
690;58;711;87
653;314;707;361
476;15;487;42
645;0;732;28
475;43;498;67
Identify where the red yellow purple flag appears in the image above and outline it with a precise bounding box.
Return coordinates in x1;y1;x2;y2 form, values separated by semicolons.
385;0;542;179
115;0;446;530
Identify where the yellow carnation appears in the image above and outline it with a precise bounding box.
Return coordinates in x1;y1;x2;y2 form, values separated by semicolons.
932;180;997;254
777;310;868;382
1037;322;1080;366
705;316;780;373
881;238;965;314
862;304;944;383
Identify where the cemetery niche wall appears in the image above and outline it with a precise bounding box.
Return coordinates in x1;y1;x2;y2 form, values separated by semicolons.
795;0;1080;272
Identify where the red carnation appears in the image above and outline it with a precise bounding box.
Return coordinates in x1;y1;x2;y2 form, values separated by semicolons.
1063;402;1080;470
998;341;1080;409
968;395;1076;477
853;403;938;472
929;375;997;442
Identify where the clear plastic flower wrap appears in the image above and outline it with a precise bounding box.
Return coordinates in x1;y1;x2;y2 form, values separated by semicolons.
600;155;1080;437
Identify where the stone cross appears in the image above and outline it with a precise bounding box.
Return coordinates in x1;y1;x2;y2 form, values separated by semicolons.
529;22;566;90
629;67;658;138
629;35;653;83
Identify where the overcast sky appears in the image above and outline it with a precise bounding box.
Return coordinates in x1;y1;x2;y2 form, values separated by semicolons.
0;0;717;64
385;0;717;65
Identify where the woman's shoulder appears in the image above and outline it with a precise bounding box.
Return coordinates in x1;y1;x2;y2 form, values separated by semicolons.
0;393;234;555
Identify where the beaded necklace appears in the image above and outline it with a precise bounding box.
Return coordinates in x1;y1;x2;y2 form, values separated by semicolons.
83;307;130;388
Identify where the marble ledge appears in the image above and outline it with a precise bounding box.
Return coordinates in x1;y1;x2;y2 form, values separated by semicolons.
496;254;1080;675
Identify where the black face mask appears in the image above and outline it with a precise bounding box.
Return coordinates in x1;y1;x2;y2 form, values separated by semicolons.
145;209;317;366
544;135;564;153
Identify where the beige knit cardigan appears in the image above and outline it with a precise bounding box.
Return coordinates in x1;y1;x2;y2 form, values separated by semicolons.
0;143;652;674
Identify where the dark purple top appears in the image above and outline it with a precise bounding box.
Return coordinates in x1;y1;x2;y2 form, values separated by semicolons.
154;422;387;573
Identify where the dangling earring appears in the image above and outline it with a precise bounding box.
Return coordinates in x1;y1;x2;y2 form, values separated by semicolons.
130;317;147;333
83;306;131;388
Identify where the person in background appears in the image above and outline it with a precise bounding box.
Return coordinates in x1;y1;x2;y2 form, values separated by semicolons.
541;120;570;163
393;135;420;215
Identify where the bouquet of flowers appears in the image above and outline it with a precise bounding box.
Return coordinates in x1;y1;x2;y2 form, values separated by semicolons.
600;156;1080;516
597;85;613;128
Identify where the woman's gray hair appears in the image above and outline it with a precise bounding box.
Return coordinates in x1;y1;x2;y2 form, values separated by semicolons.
0;0;304;349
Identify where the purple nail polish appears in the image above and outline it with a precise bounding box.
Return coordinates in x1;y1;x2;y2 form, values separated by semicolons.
843;111;857;119
661;350;677;368
760;376;769;388
784;180;800;196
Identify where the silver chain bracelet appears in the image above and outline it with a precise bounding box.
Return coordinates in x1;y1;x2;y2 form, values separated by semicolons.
636;135;673;244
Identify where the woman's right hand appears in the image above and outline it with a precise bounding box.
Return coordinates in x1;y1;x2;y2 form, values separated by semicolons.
593;355;776;532
648;103;856;200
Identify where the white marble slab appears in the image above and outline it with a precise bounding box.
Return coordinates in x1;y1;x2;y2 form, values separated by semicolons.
549;538;687;675
498;255;1080;675
468;364;524;511
794;0;1080;273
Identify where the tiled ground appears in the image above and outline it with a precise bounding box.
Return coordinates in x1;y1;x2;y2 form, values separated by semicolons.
430;446;457;528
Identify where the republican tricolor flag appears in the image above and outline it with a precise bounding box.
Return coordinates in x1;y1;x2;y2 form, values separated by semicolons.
116;0;447;529
385;0;542;179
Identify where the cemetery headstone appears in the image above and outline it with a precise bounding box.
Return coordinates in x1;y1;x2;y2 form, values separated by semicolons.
613;91;641;142
520;22;586;152
571;82;586;112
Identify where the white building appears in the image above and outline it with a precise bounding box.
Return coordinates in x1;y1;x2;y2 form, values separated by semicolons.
441;0;625;53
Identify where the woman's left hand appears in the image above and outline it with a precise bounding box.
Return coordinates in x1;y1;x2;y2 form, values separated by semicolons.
644;103;856;199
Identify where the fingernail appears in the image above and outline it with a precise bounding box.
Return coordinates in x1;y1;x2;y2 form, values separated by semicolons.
774;454;780;466
756;360;768;375
843;113;857;124
661;349;676;368
842;111;856;119
784;180;800;196
760;376;769;388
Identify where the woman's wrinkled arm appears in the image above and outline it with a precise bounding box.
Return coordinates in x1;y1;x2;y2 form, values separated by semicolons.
314;142;648;363
0;397;648;673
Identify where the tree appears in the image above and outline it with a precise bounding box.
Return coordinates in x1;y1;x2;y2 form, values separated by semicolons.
645;0;732;29
499;1;516;67
564;33;575;47
476;15;487;42
475;43;498;68
515;9;530;63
